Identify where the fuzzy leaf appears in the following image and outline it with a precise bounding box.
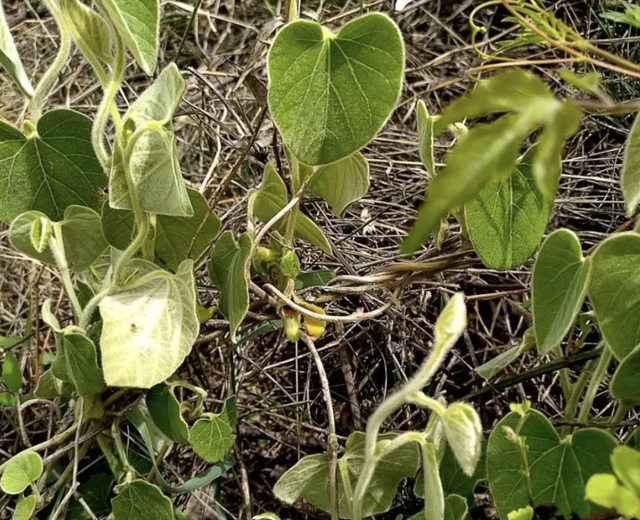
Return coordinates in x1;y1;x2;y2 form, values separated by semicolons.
532;229;591;355
61;0;113;63
0;110;106;223
268;13;404;166
146;383;190;444
308;152;370;217
0;1;34;96
0;452;43;495
99;259;198;388
441;403;482;477
466;146;552;270
111;480;173;520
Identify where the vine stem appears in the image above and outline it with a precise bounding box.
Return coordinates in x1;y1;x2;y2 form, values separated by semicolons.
78;286;113;331
31;0;72;122
561;357;598;437
48;224;82;319
300;334;338;520
577;347;613;424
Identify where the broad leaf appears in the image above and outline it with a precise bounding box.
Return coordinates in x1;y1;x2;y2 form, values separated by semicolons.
102;188;220;271
621;112;640;216
111;480;173;520
13;494;37;520
417;100;436;176
274;431;419;518
189;397;237;463
487;409;616;519
2;352;21;393
0;1;34;96
99;259;198;388
58;333;104;396
61;0;113;63
589;233;640;360
268;13;404;166
0;110;106;223
252;164;332;254
475;329;535;380
308;152;370;217
0;452;43;495
109;64;191;217
209;232;253;341
611;343;640;404
98;0;159;75
466;146;552;270
146;383;190;444
532;229;591;354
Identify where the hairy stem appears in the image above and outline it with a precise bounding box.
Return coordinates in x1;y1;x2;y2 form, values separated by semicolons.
561;358;598;437
48;224;82;319
577;347;613;424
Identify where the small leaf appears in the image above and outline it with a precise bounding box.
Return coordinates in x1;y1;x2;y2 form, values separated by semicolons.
301;303;326;340
0;1;34;96
209;232;253;341
441;403;482;477
612;446;640;495
621;112;640;216
417;100;436;176
13;494;37;520
589;233;640;360
189;397;237;463
466;146;552;270
61;333;104;396
98;0;159;75
99;259;198;388
146;383;190;444
475;329;535;380
0;452;43;495
0;392;15;406
60;0;113;63
109;64;191;217
268;13;404;165
252;164;332;254
532;229;591;354
507;506;534;520
0;110;107;223
585;473;640;518
601;6;640;30
295;270;336;290
34;369;72;399
559;70;601;96
2;352;22;393
308;152;370;217
111;480;173;520
611;343;640;404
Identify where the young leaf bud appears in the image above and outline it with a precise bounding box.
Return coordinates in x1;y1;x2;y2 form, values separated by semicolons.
279;249;301;279
441;402;482;476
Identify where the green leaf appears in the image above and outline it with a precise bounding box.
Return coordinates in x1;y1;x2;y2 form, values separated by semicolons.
189;399;236;463
612;343;640;404
466;146;552;270
111;480;173;520
61;0;113;63
146;383;190;444
506;506;534;520
585;473;640;518
0;110;107;223
408;495;469;520
420;442;445;520
98;0;159;75
0;336;26;349
2;352;21;393
0;1;34;96
99;259;198;388
441;403;482;477
621;112;640;217
589;233;640;360
109;64;191;217
403;114;538;253
532;229;591;354
102;188;219;271
559;70;601;97
601;6;640;30
612;446;640;495
417;100;436;176
487;409;617;519
0;392;14;406
67;474;114;520
60;333;104;396
440;443;485;505
34;369;72;399
252;164;332;254
268;13;404;166
295;270;336;290
209;232;252;342
475;328;535;380
274;431;419;518
308;152;370;217
13;494;37;520
0;452;43;495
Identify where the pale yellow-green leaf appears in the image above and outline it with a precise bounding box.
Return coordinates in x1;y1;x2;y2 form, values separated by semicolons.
0;452;43;495
61;0;113;63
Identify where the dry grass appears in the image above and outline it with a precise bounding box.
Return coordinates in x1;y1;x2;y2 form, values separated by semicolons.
0;0;639;519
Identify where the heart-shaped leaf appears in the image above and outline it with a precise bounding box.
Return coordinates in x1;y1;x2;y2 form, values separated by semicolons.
61;0;113;63
98;0;159;75
532;229;591;355
189;397;237;463
0;452;43;495
0;110;106;223
308;152;370;217
252;164;331;254
146;383;190;444
99;259;198;388
589;233;640;360
13;494;37;520
109;64;191;217
0;2;34;96
268;13;404;166
466;146;552;270
111;480;173;520
209;232;253;341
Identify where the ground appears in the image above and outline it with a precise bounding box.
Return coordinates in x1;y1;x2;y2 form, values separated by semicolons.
0;0;638;519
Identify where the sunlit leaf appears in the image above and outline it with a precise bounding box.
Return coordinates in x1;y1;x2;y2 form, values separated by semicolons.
621;112;640;217
0;1;34;96
13;494;37;520
612;446;640;495
417;100;436;176
146;383;190;444
532;229;591;354
0;452;43;495
559;70;601;97
0;392;14;406
99;259;198;388
61;0;113;63
441;403;482;477
268;13;404;165
111;480;173;520
0;110;106;223
585;473;640;518
601;6;640;30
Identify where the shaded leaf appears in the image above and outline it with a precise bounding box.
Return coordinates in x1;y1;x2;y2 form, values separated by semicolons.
61;333;104;396
67;474;114;520
0;1;33;96
111;480;173;520
533;229;591;354
295;270;336;290
0;452;43;495
475;329;535;380
268;13;404;165
2;352;21;393
612;343;640;404
190;412;236;463
0;392;14;406
146;383;190;444
408;495;469;520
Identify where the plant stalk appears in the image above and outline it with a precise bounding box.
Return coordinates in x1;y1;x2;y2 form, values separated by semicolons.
48;225;83;319
561;358;598;437
577;347;613;424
